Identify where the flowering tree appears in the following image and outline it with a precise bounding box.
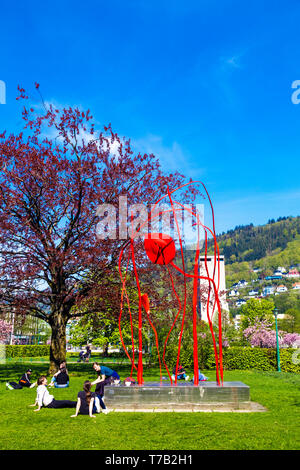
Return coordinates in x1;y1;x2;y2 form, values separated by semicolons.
243;317;300;348
0;85;198;372
0;319;12;344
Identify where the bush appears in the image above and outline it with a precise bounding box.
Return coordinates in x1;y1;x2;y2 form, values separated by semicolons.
151;344;300;373
5;345;50;358
206;346;300;373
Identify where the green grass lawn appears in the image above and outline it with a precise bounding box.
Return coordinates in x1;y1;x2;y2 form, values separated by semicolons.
0;362;299;450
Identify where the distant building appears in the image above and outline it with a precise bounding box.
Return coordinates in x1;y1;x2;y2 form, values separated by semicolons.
236;299;247;308
233;314;242;329
292;282;300;290
238;280;248;287
273;270;284;276
262;286;275;296
199;255;229;322
229;289;239;297
285;269;300;278
249;289;259;296
276;285;288;293
265;275;282;280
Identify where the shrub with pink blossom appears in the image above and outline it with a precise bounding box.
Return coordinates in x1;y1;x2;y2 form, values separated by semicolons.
281;333;300;348
243;317;300;348
0;319;12;343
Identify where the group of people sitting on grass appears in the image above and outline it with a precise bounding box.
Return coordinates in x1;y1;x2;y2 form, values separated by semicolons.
6;362;207;417
6;362;121;418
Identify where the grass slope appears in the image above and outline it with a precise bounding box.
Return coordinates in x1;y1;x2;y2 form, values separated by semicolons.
0;363;299;450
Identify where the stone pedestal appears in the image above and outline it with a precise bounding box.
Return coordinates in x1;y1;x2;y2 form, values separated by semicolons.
104;381;253;411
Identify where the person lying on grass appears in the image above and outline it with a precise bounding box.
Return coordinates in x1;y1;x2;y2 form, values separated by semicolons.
30;376;76;411
49;362;70;388
6;368;37;390
70;380;101;418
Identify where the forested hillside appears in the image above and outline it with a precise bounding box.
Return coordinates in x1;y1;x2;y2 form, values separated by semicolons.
208;216;300;264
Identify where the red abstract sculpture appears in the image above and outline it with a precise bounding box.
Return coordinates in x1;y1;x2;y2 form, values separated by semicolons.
118;181;224;387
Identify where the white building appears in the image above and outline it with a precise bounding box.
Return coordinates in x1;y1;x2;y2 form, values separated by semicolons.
276;285;288;293
249;289;259;296
285;269;300;278
199;255;229;322
229;289;239;297
262;286;275;296
234;314;242;329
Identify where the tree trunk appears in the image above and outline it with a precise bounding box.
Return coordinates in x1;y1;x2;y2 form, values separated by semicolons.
49;309;68;374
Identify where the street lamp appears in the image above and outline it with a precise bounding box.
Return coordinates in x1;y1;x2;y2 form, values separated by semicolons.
273;308;281;372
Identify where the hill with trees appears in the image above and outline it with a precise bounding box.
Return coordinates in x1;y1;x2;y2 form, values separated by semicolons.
208;216;300;265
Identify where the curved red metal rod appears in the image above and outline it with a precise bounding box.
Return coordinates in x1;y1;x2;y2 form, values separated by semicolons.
141;297;163;385
118;244;137;375
166;186;187;386
135;195;223;384
130;222;144;385
170;261;223;385
162;265;182;385
192;219;200;385
119;181;223;384
123;269;137;377
203;229;220;385
165;196;223;383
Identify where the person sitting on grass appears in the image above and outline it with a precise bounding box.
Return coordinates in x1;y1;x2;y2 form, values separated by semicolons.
30;376;76;411
70;380;101;418
49;362;69;388
171;365;189;382
6;368;37;390
77;350;85;362
192;369;208;383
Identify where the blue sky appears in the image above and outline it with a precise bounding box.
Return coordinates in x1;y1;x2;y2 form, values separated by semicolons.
0;0;299;233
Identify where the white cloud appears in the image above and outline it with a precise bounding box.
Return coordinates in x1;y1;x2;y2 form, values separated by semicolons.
132;134;204;178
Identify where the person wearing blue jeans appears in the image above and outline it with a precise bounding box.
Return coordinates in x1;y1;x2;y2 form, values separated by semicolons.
171;365;189;381
192;369;208;383
91;362;120;414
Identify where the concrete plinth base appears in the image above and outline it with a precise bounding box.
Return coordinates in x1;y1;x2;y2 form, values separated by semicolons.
103;381;264;412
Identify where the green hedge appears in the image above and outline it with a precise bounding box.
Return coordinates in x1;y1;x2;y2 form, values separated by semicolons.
5;345;50;358
206;347;300;373
151;345;300;373
4;345;300;373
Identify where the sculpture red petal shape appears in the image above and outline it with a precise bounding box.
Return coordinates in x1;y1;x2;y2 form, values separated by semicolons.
144;233;176;265
141;293;150;313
